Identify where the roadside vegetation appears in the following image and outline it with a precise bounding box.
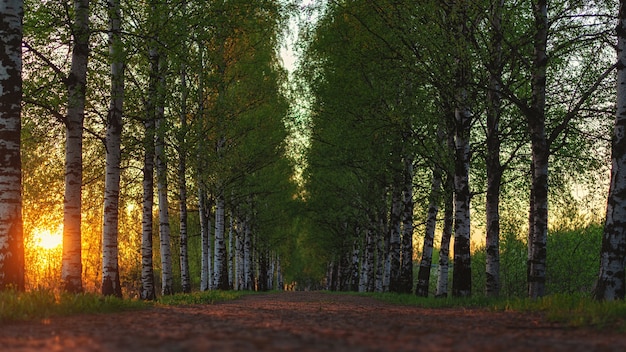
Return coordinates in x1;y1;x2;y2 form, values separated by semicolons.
0;289;247;324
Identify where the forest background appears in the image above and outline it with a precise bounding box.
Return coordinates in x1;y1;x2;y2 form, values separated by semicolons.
0;0;623;301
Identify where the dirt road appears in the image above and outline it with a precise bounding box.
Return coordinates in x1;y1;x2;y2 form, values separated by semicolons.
1;291;625;351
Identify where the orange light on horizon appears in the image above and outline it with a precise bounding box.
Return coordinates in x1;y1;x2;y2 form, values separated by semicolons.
32;227;63;250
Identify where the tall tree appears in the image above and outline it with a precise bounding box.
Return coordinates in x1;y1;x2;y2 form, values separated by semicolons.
149;0;173;296
140;99;156;300
526;0;549;299
101;0;124;298
178;64;191;293
61;0;89;294
0;0;24;291
450;0;473;298
484;0;504;297
415;162;442;297
398;154;414;293
594;0;626;301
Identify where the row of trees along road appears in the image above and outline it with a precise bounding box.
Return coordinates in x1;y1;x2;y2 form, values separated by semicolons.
0;0;298;298
1;0;626;302
297;0;625;300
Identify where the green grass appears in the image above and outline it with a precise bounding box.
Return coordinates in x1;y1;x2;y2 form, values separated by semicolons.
502;294;626;330
0;289;249;324
361;291;626;331
0;289;147;323
156;290;249;305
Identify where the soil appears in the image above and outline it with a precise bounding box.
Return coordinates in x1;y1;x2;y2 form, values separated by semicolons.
1;291;625;351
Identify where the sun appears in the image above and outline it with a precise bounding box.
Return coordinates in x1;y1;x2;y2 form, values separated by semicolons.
32;227;63;250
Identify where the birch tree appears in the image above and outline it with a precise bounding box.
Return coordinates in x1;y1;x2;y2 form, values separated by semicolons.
0;0;24;291
140;96;156;300
398;155;414;293
147;0;173;296
450;0;473;298
594;0;626;301
491;0;615;298
415;163;442;297
61;0;89;294
101;0;124;298
484;0;504;298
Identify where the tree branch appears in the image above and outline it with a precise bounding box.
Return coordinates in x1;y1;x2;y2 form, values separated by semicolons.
547;62;617;147
23;41;68;85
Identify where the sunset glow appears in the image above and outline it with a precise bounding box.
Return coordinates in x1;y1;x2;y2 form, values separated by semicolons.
32;227;63;250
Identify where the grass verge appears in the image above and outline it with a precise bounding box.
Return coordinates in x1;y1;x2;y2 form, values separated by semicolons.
0;289;146;323
363;291;626;330
156;290;248;305
0;289;249;324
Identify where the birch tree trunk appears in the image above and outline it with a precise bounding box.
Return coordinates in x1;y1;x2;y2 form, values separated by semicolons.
276;255;283;290
0;0;24;291
155;52;173;295
399;156;414;294
594;0;626;301
359;228;375;292
485;0;504;297
236;216;245;290
416;165;442;297
140;109;156;300
527;0;549;299
101;0;124;298
388;182;402;292
436;173;454;298
228;212;233;288
244;212;253;290
213;193;229;290
199;188;212;291
178;64;190;294
452;88;472;297
446;0;472;298
351;237;360;291
140;14;159;299
375;217;385;292
62;0;89;294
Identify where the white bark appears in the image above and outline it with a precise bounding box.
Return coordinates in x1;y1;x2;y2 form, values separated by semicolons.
484;0;504;299
101;0;124;298
436;174;454;298
178;63;190;294
236;216;245;290
155;55;173;295
228;212;234;288
244;212;253;290
374;221;384;292
268;254;274;290
360;226;376;292
388;184;402;292
199;189;211;291
62;0;89;293
276;255;283;290
141;114;155;300
399;156;414;293
527;0;549;299
213;193;229;289
351;238;360;291
416;165;442;297
595;0;626;301
0;0;24;290
452;101;472;297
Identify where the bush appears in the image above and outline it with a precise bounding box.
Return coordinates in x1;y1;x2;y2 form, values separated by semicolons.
546;224;602;295
465;223;602;298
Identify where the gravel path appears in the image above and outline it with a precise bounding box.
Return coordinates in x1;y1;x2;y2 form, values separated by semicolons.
1;291;625;351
